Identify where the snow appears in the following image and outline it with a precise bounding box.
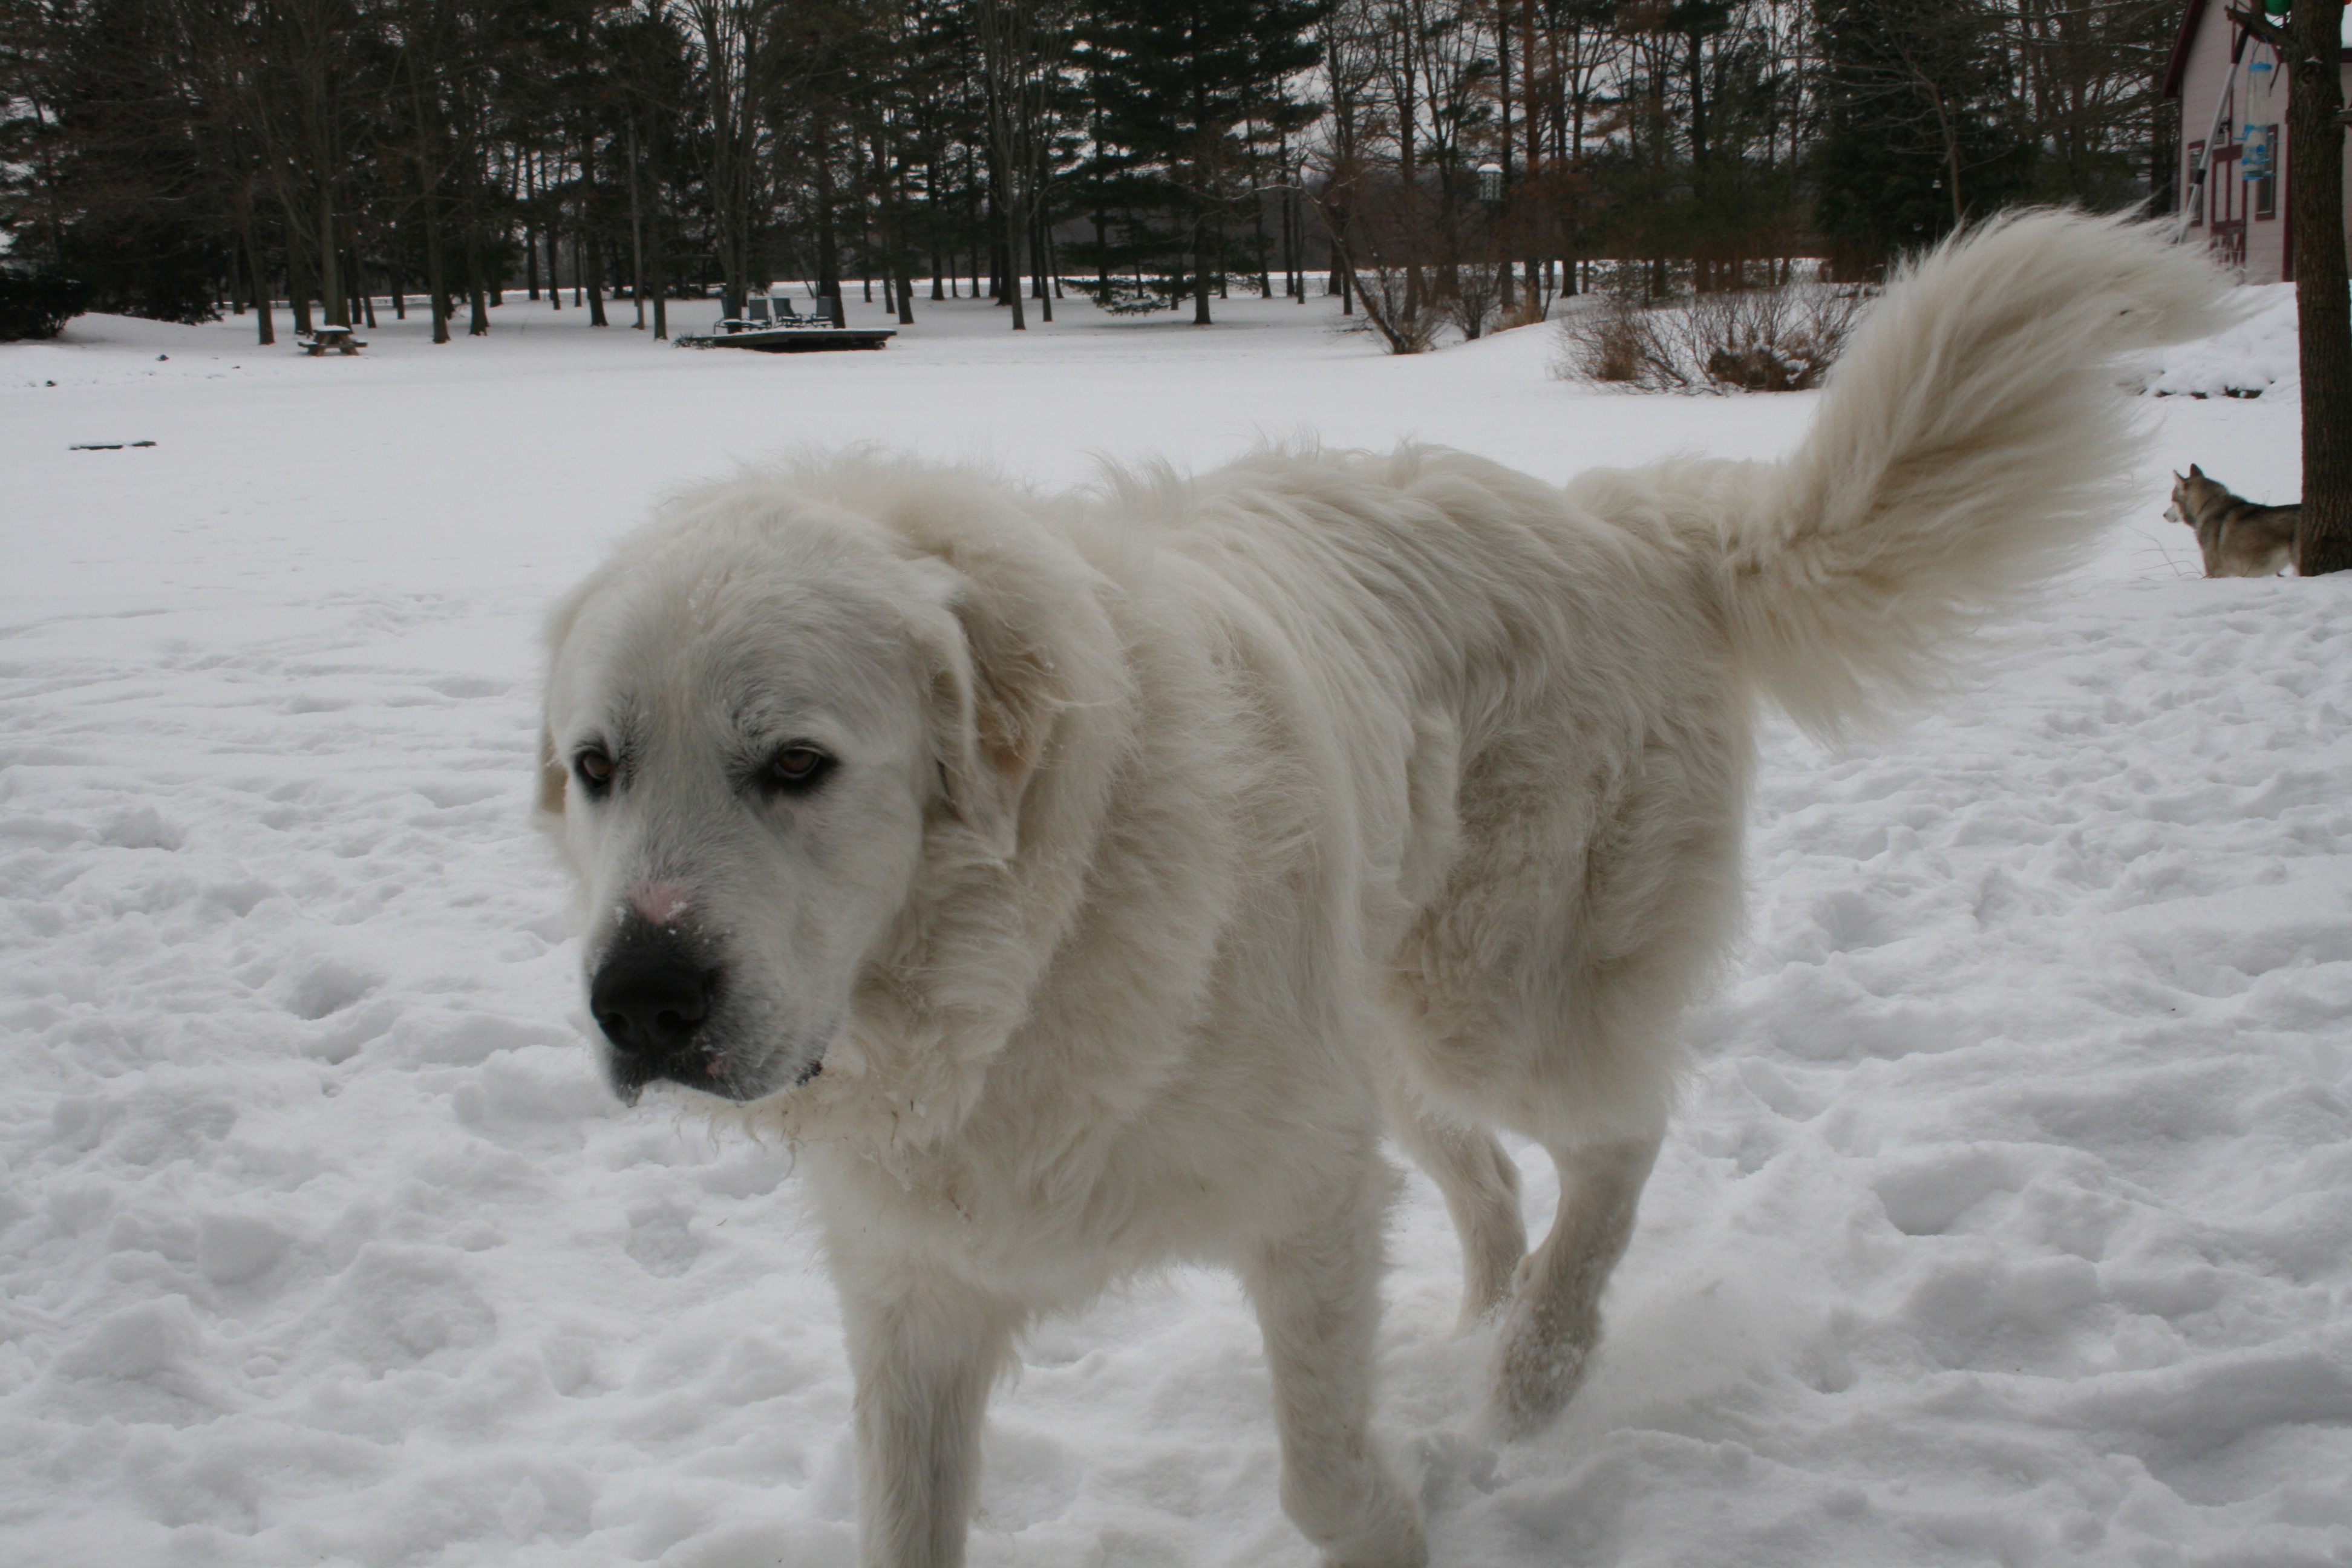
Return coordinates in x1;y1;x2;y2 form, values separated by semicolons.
2133;283;2301;402
4;285;2347;1568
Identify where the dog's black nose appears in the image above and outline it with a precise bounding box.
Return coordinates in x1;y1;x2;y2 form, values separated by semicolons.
590;947;715;1063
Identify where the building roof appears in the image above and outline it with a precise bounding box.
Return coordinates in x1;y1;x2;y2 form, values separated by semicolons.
2163;0;2210;100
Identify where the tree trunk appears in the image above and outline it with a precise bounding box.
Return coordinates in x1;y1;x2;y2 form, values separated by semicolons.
815;123;840;307
423;189;450;344
1399;71;1421;318
1497;18;1516;313
1033;209;1052;321
2285;0;2352;573
316;178;347;328
585;198;609;327
546;214;563;309
1192;212;1212;324
289;225;315;338
627;124;648;329
246;228;275;345
1003;200;1029;328
466;218;489;336
650;197;668;341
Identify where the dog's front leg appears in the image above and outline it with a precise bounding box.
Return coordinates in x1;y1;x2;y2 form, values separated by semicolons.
842;1272;1017;1568
1242;1168;1429;1568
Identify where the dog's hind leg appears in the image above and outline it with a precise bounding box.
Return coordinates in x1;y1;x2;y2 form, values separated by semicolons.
1383;1073;1526;1327
1241;1157;1429;1568
1491;1129;1661;1439
840;1270;1018;1568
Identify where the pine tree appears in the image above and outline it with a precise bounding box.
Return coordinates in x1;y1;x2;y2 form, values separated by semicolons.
1068;0;1323;322
1812;0;2032;275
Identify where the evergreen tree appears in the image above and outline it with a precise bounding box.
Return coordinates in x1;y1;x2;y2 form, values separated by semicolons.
1068;0;1322;322
1811;0;2031;276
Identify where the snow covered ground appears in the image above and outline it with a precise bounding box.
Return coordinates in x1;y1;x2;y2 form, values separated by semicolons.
2;282;2344;1568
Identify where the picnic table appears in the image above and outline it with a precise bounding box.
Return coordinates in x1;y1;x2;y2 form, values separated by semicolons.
300;326;366;356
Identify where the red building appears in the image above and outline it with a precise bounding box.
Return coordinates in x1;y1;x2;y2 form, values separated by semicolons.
2164;0;2352;280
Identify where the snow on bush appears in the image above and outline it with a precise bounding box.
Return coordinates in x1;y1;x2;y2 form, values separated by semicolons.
2129;282;2298;399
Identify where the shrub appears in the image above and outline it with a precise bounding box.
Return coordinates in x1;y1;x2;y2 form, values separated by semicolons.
1687;284;1869;391
1445;262;1504;342
1555;277;1870;393
1553;292;1690;388
1341;260;1444;355
0;266;89;342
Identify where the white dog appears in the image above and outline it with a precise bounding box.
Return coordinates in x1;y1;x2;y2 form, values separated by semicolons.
537;213;2225;1567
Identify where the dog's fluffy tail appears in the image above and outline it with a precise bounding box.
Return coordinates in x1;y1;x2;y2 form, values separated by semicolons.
1698;209;2233;739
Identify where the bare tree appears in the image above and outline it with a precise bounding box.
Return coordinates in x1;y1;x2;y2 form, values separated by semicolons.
978;0;1057;330
682;0;770;324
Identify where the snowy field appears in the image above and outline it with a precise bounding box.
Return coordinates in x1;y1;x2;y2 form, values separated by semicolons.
2;283;2345;1568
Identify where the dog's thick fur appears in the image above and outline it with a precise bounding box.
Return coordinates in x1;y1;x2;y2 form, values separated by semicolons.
538;213;2227;1568
2164;463;2300;577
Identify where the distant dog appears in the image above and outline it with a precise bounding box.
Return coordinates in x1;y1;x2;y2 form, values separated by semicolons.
538;213;2226;1568
2166;464;2299;577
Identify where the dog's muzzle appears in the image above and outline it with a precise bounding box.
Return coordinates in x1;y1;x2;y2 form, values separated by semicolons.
590;920;727;1103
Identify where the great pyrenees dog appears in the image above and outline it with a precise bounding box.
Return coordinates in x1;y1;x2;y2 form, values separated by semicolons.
538;214;2224;1567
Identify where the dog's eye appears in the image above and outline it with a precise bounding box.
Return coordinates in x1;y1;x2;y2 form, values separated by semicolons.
573;747;616;795
762;746;834;794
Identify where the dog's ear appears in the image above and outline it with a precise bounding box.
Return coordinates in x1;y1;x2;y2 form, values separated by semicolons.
536;726;568;818
913;562;1059;861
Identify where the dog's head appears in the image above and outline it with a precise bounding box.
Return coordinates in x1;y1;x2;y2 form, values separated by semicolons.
537;472;1072;1107
2164;463;2214;526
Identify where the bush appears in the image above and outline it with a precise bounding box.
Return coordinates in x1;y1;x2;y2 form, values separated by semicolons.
0;266;89;341
1688;285;1869;391
1445;262;1504;342
1555;293;1687;387
1555;278;1870;393
1333;261;1442;355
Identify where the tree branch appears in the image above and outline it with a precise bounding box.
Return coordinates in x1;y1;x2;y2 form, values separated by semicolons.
2224;7;2289;55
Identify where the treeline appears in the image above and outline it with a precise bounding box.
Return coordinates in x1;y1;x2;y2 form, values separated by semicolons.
0;0;2179;345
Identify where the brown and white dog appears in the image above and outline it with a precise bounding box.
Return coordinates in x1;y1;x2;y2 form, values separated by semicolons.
2166;463;2300;577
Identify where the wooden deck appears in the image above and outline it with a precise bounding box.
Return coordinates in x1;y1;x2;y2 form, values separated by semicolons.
676;326;896;353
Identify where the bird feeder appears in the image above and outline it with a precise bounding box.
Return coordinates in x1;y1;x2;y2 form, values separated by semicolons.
2241;57;2276;181
1477;163;1505;203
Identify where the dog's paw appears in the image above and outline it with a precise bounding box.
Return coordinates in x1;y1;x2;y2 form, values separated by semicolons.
1490;1278;1601;1439
1323;1513;1429;1568
1290;1449;1428;1568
